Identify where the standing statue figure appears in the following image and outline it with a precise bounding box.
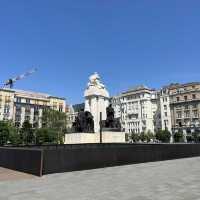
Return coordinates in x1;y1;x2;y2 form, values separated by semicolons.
105;104;115;128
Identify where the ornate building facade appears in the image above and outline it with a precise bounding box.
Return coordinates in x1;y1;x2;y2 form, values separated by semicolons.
168;82;200;136
111;85;158;134
111;82;200;140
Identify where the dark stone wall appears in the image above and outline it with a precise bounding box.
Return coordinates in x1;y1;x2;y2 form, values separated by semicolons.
42;143;200;175
0;147;43;176
1;144;200;176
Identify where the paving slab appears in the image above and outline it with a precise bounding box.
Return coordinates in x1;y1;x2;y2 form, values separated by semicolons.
0;167;36;182
0;157;200;200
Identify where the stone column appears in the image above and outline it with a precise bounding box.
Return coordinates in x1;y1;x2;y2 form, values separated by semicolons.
84;98;90;112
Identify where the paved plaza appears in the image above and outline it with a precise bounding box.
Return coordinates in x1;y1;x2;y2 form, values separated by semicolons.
0;167;35;182
0;157;200;200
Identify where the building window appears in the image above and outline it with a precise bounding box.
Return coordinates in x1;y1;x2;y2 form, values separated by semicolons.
25;106;31;113
164;105;167;110
185;111;190;118
193;110;198;118
4;105;10;114
16;97;21;103
165;112;167;117
177;111;182;118
59;104;63;112
184;96;187;101
192;94;196;99
26;99;30;104
193;104;198;109
176;97;180;102
185;105;189;110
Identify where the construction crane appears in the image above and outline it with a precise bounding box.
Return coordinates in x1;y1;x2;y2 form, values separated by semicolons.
2;68;37;89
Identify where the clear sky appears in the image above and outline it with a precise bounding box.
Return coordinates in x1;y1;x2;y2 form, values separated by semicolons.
0;0;200;104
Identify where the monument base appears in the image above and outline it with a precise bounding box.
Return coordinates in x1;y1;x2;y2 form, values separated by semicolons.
65;131;125;144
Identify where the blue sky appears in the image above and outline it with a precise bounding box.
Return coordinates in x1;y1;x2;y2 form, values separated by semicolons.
0;0;200;104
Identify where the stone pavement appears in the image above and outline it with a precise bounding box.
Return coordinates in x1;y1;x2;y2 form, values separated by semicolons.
0;157;200;200
0;167;35;182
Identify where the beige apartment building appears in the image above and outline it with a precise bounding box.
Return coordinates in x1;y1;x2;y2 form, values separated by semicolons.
168;82;200;136
0;88;66;127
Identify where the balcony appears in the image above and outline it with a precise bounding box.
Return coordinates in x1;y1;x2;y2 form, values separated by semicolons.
184;116;190;119
192;115;199;119
171;98;200;104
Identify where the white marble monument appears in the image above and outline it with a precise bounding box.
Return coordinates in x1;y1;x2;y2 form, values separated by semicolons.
84;72;110;133
65;72;125;144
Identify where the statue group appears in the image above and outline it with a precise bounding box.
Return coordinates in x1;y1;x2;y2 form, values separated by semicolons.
72;109;94;133
72;104;121;133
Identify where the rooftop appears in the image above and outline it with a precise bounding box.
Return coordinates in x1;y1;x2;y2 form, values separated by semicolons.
164;82;200;90
122;85;155;94
0;88;65;100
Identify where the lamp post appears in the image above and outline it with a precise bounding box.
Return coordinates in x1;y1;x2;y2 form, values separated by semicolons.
100;112;102;143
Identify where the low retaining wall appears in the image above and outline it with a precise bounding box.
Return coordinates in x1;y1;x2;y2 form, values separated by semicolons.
0;147;43;176
1;143;200;176
42;143;200;175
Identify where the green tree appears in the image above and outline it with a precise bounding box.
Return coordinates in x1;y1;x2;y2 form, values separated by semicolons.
192;132;200;143
186;135;194;143
130;132;140;142
9;129;21;145
156;129;171;143
0;121;19;146
42;109;67;144
146;130;155;142
0;121;10;145
173;130;184;143
139;132;148;142
35;128;58;145
139;130;155;142
20;120;34;145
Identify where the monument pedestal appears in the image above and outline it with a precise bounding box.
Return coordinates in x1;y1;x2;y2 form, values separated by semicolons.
65;132;125;144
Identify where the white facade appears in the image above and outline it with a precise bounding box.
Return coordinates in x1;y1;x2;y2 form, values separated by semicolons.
111;85;174;135
111;95;121;119
84;73;110;133
111;85;158;134
158;88;172;132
